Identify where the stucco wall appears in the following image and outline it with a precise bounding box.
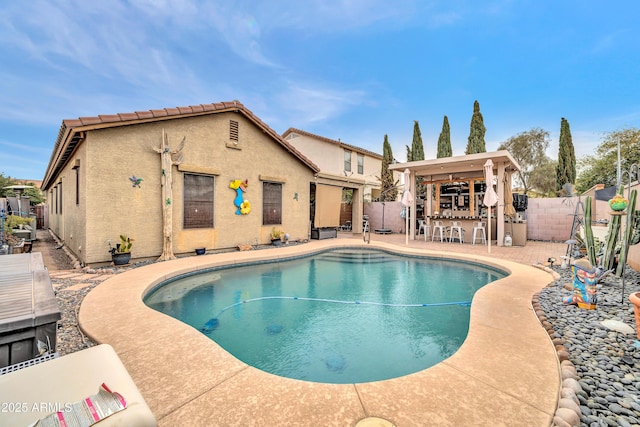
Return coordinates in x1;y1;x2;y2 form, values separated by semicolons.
51;112;315;265
286;132;401;201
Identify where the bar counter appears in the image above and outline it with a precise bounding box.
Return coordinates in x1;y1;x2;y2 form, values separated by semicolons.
420;216;527;246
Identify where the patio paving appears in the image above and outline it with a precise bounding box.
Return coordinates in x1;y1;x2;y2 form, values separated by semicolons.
73;234;566;426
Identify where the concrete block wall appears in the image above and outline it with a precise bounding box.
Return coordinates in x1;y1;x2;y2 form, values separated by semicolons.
525;197;577;242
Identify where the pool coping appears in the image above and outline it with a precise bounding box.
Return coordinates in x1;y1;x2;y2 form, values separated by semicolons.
78;238;561;426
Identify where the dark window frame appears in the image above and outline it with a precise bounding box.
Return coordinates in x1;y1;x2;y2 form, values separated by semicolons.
73;164;80;205
262;182;282;225
183;173;215;229
357;153;364;174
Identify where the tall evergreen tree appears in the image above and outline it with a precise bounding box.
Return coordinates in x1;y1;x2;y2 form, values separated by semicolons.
405;145;412;162
556;117;576;191
465;100;487;154
411;120;426;197
437;115;452;158
381;134;396;202
411;120;425;162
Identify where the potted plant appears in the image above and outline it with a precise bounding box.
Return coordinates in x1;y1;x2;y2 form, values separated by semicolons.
5;215;34;230
270;227;283;246
609;194;628;212
109;234;134;265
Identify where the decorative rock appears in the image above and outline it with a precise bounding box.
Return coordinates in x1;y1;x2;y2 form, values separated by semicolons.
562;378;583;395
561;387;579;404
555;407;580;426
562;367;579;380
552;416;572;427
559;397;581;414
237;243;253;251
557;349;571;362
538;265;640;426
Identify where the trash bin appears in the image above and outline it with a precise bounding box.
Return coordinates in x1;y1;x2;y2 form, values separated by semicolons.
562;259;597;309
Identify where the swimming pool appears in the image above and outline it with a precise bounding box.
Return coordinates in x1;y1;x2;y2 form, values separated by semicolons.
144;248;506;384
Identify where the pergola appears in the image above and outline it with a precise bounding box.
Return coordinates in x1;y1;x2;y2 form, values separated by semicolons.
390;150;521;246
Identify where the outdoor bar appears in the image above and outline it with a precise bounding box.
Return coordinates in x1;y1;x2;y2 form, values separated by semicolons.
390;150;522;247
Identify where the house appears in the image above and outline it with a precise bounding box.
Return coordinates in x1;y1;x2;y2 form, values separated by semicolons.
41;101;320;266
282;128;401;233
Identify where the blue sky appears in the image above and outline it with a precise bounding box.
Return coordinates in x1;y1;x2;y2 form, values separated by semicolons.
1;1;639;180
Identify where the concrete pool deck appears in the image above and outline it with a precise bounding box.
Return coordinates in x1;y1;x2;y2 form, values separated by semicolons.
77;237;567;426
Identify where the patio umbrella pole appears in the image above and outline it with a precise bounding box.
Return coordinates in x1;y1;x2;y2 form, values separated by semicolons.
483;159;499;254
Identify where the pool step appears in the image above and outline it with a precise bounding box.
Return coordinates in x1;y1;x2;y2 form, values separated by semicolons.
317;250;396;264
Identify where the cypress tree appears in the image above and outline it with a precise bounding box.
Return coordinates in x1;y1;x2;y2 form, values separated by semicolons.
411;120;426;197
437;115;452;158
465;100;487;154
556;117;576;190
411;120;425;162
381;134;396;201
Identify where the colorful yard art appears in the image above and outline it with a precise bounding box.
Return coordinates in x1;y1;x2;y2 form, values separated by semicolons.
562;260;597;310
230;179;251;215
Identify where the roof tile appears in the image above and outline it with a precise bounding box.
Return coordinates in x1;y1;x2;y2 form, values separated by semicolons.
43;100;321;188
78;117;103;125
98;115;121;123
135;111;154;119
118;113;139;121
150;109;168;117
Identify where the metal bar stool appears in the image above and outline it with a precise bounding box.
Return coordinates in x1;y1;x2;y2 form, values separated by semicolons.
472;221;487;245
449;220;464;244
417;219;430;241
432;220;448;242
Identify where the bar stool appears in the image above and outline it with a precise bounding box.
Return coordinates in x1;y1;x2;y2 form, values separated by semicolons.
449;221;464;244
472;221;487;245
432;220;448;242
417;219;430;241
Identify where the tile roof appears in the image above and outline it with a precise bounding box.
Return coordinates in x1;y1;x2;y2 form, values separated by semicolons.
42;101;320;189
282;127;383;160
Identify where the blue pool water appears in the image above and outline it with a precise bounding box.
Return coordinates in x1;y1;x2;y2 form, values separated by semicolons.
144;248;506;384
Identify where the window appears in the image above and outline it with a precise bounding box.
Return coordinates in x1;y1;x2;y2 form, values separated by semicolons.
58;182;62;215
357;153;364;174
344;150;352;172
230;120;239;143
183;174;214;229
73;163;80;205
262;182;282;225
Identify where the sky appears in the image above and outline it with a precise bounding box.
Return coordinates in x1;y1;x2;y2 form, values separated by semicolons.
1;0;639;181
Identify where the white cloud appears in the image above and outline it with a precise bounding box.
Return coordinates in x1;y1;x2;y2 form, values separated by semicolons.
272;82;368;128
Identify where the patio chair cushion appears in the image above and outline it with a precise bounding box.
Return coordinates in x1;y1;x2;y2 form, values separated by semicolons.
0;344;156;426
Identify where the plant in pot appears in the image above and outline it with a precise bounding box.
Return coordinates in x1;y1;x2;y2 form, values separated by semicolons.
270;227;283;246
5;214;34;230
109;234;134;265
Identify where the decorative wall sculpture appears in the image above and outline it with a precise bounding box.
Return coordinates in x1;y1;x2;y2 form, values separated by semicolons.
230;179;250;215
